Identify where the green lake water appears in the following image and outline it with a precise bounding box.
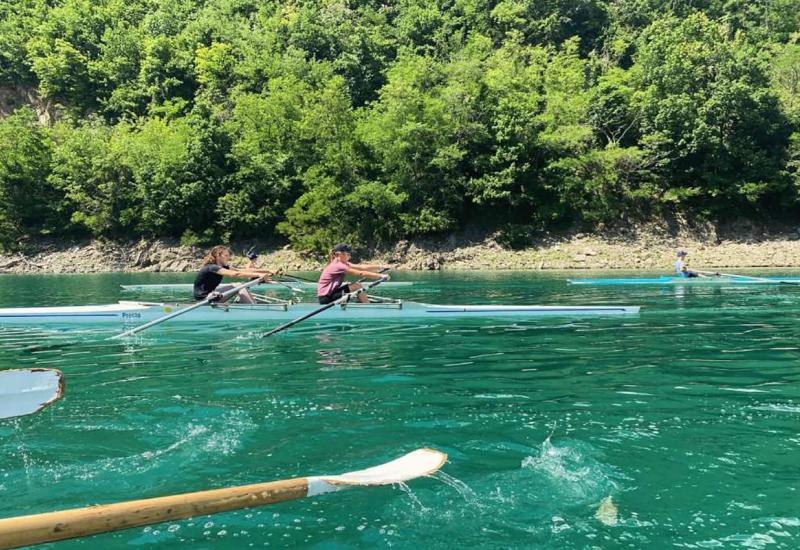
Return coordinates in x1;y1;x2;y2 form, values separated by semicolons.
1;271;799;549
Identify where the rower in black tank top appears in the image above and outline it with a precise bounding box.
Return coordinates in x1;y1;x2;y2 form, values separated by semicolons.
192;245;276;304
193;263;228;300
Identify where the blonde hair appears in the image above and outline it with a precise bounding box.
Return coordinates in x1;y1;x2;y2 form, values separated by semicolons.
202;245;230;266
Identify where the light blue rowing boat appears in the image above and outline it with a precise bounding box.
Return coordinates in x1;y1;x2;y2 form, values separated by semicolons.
0;300;640;326
568;275;800;286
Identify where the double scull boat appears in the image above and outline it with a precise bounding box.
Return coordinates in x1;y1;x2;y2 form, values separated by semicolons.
0;300;640;326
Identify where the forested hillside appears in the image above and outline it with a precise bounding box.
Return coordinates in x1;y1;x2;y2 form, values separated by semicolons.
1;0;799;253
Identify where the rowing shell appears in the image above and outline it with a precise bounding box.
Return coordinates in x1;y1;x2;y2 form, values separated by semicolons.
0;301;640;325
567;276;800;286
120;282;414;292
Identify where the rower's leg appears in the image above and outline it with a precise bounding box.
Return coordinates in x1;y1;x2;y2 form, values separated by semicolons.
350;283;368;303
238;289;256;304
215;285;235;303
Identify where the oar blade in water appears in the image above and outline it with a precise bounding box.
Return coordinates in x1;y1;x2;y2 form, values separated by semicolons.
595;495;618;526
315;448;447;487
0;369;64;420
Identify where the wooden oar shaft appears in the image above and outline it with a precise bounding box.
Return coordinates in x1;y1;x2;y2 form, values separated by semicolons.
0;477;311;548
0;447;446;549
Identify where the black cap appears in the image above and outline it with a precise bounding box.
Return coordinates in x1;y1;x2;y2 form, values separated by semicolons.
333;243;352;253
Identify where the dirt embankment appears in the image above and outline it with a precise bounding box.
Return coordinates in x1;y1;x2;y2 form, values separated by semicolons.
2;223;800;275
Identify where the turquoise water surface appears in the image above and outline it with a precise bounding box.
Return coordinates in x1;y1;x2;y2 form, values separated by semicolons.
1;271;799;549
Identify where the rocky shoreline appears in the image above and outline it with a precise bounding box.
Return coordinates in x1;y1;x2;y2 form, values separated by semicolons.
2;226;800;274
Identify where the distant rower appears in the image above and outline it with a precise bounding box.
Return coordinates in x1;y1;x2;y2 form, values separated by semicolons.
194;245;275;303
674;250;699;278
317;244;389;304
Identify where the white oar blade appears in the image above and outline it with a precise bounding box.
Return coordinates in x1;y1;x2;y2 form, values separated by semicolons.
0;369;64;420
319;448;447;486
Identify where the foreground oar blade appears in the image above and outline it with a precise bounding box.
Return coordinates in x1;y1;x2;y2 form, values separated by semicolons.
0;369;64;420
0;448;446;549
314;448;447;487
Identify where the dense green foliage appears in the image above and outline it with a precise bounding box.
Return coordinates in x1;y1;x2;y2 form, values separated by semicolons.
1;0;799;252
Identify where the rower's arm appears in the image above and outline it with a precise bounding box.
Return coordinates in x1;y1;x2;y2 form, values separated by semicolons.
248;268;277;275
345;267;387;279
216;267;271;280
350;262;389;271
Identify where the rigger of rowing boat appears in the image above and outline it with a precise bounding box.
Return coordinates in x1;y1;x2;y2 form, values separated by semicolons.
0;300;640;325
568;276;800;286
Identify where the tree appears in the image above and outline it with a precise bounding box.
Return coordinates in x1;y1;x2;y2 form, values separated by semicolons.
0;108;58;248
634;13;792;213
48;116;129;237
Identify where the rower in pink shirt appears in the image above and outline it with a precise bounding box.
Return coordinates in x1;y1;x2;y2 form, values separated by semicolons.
317;243;389;304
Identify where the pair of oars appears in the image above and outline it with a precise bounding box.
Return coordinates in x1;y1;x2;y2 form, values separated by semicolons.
111;269;390;339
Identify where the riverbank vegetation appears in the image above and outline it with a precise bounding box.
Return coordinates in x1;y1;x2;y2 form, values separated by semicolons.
1;0;799;254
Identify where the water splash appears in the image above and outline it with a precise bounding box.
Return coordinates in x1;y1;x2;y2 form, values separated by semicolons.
432;470;479;506
521;435;620;504
397;481;429;513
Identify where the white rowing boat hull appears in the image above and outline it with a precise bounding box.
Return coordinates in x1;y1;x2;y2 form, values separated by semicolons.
0;301;640;325
120;282;414;292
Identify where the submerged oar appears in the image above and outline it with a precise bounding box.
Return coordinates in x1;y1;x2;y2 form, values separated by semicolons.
694;269;800;285
109;277;268;340
0;448;446;549
0;369;64;420
261;270;390;338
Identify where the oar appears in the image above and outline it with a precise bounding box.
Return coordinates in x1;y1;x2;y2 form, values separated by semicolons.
0;448;446;549
266;278;305;295
109;277;268;340
261;270;390;338
278;272;317;284
0;369;64;420
694;269;800;285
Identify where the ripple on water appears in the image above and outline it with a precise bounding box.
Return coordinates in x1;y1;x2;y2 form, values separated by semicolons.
3;273;800;548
